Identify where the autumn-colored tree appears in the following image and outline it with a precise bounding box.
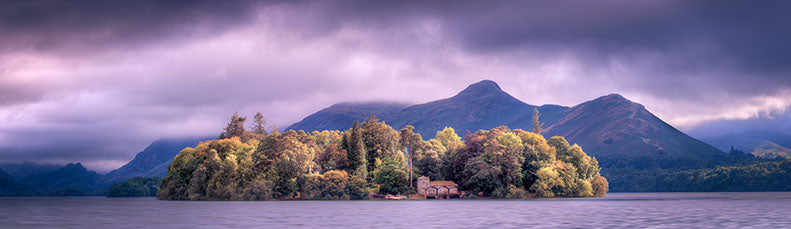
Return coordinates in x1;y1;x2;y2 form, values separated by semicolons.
435;127;463;152
159;116;607;201
532;108;544;134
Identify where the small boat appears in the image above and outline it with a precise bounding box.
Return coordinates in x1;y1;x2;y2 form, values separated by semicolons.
385;194;407;200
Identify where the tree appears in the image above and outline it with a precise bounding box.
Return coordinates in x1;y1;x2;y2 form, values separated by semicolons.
592;176;609;197
435;127;463;152
344;121;367;179
221;112;246;139
347;175;370;200
320;170;350;200
532;108;544;134
108;177;161;197
373;158;410;195
400;125;424;188
251;112;268;135
362;115;402;177
158;116;609;201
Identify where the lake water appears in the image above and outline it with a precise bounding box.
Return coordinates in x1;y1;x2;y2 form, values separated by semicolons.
1;192;790;228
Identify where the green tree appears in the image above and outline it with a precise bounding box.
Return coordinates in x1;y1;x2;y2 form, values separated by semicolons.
344;121;367;179
435;127;462;152
373;158;410;194
108;177;161;197
362;116;403;177
400;125;426;188
346;175;370;200
320;170;350;200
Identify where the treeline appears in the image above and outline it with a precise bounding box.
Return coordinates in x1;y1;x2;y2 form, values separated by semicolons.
157;113;607;200
607;159;791;192
107;177;161;197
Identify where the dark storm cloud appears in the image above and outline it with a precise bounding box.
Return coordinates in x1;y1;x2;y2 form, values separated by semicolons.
0;0;265;53
289;0;791;103
319;0;791;73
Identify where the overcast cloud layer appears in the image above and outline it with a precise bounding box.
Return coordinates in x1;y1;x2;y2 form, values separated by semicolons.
1;0;790;172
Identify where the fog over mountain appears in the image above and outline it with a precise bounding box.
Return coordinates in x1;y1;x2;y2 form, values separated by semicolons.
688;108;791;158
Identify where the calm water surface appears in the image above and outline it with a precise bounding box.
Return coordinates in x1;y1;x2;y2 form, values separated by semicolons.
1;192;790;228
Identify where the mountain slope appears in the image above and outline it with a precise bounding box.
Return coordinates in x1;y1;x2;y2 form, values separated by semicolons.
100;137;209;184
287;102;408;132
289;80;729;170
747;140;791;159
387;80;561;137
0;168;32;196
0;162;61;181
544;94;727;169
693;131;791;159
688;108;791;157
22;163;102;192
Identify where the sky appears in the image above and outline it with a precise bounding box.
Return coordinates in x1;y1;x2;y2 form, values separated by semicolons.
1;0;790;172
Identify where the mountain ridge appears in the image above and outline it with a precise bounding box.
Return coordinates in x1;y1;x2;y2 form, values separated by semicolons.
100;136;210;184
288;80;728;170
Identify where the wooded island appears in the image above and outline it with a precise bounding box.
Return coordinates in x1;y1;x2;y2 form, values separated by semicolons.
157;111;608;200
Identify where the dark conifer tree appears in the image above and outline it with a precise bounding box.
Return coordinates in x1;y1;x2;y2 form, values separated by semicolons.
345;121;367;178
221;112;246;139
251;112;268;135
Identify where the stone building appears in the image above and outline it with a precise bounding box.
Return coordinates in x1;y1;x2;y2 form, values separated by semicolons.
417;176;459;199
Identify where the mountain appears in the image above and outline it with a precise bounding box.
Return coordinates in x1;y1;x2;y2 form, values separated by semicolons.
0;162;61;181
289;80;729;170
690;130;791;159
0;137;208;196
688;108;791;158
0;168;32;196
100;137;210;184
287;102;408;132
21;163;102;193
388;80;539;137
544;94;727;169
749;140;791;159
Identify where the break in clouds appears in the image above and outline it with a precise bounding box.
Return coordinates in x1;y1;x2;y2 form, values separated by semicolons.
1;0;790;172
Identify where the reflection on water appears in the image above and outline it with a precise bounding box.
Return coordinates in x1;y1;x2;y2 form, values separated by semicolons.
1;192;790;228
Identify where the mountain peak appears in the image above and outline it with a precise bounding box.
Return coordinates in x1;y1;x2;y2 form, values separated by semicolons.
62;163;87;171
456;80;504;97
602;93;626;100
592;93;636;106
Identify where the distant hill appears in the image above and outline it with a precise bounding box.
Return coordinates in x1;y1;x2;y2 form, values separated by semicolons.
692;132;791;159
749;140;791;159
0;137;208;196
0;168;33;196
0;162;61;181
688;108;791;158
21;163;102;193
287;102;408;132
99;137;210;184
544;94;727;169
289;80;729;170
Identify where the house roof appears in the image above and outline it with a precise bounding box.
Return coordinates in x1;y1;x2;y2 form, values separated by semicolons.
429;181;457;186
